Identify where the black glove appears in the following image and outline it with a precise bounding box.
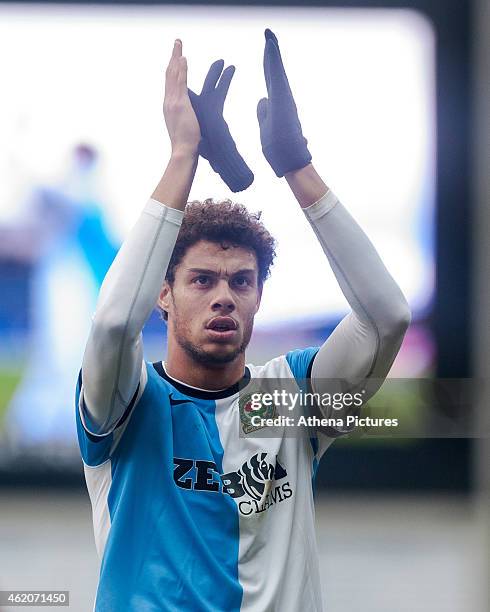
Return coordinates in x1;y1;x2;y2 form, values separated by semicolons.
257;29;312;177
188;60;254;192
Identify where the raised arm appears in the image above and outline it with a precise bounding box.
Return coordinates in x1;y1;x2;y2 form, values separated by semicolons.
80;39;200;435
286;164;411;411
257;29;410;427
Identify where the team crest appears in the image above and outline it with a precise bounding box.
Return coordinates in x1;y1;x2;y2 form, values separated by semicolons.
239;392;277;434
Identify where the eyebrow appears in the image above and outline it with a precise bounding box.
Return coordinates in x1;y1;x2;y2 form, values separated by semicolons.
186;268;256;276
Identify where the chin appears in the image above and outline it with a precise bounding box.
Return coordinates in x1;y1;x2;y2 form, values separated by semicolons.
198;349;242;366
203;344;242;362
179;337;244;366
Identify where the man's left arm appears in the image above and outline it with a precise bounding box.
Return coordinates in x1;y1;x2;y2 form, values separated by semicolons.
285;163;411;431
256;29;410;432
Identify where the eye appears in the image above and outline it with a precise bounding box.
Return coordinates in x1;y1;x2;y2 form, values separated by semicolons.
233;276;251;288
194;275;211;286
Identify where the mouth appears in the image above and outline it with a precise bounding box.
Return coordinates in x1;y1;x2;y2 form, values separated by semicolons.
205;329;237;341
205;317;238;341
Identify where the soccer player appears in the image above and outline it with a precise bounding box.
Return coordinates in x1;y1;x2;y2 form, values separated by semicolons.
76;32;411;611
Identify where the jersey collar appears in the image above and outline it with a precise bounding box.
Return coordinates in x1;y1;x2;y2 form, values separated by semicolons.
152;361;251;400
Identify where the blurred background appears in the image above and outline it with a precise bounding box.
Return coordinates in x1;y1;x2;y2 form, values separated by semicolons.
0;0;488;610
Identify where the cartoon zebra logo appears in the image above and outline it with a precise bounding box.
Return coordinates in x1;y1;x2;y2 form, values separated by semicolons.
221;452;288;506
239;452;275;501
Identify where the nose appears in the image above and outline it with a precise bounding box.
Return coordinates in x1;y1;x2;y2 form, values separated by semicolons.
211;279;236;313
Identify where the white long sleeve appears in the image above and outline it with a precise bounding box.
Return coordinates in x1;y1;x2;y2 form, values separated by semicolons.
303;189;411;421
80;199;184;434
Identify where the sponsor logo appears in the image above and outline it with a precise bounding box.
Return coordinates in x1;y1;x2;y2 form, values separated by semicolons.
221;452;292;516
173;452;293;516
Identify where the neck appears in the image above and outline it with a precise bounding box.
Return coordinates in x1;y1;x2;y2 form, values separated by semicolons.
165;337;246;390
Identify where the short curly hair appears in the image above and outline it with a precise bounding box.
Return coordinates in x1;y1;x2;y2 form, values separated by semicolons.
158;198;277;321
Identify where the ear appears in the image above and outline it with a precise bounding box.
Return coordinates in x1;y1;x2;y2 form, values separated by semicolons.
157;281;172;313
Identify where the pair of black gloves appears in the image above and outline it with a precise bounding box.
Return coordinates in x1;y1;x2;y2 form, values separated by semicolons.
188;29;312;192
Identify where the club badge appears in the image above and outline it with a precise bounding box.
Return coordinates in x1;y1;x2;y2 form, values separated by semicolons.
239;392;278;434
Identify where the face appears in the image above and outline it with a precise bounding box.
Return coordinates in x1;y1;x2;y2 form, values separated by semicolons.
158;240;262;366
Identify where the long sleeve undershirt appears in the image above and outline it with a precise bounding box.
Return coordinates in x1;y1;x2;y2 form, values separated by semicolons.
80;190;410;435
302;190;411;430
81;200;184;434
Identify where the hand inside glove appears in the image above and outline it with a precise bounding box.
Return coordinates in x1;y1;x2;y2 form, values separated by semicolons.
257;29;312;178
188;60;254;193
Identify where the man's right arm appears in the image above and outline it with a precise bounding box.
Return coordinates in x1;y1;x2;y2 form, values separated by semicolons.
80;39;200;435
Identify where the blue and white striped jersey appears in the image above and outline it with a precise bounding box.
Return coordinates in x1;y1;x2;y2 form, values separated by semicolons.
75;347;335;612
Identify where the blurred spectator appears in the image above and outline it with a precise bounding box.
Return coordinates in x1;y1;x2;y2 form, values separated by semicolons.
1;144;118;452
